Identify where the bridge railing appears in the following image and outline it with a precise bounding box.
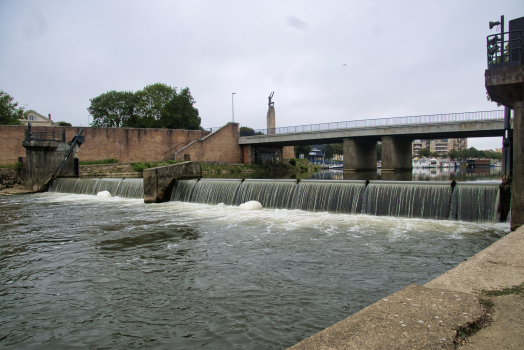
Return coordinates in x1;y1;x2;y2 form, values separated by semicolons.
248;110;504;136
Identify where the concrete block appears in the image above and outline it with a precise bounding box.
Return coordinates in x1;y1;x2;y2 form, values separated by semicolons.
143;161;202;203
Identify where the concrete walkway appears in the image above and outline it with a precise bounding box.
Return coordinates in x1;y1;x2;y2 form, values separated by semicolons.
289;226;524;349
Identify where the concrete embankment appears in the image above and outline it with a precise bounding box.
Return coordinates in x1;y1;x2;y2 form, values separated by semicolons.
289;226;524;350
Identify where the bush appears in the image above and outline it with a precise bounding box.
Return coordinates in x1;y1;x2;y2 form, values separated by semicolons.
14;162;23;175
79;158;118;166
130;160;179;173
289;158;297;166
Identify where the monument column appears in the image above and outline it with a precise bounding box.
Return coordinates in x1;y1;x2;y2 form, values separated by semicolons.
267;91;276;134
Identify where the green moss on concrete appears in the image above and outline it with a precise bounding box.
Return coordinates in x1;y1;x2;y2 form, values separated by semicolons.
481;283;524;297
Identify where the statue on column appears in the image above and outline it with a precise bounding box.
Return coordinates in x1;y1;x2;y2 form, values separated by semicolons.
267;91;276;134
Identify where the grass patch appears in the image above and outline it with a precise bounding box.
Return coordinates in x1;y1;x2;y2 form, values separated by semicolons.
481;283;524;297
130;160;180;173
79;158;118;166
201;163;264;174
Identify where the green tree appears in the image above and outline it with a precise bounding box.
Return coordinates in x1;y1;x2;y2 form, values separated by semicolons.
325;143;343;160
0;90;23;125
131;83;177;128
57;121;72;126
88;90;136;127
448;149;460;159
240;126;256;136
295;145;312;158
158;87;201;130
418;148;431;158
376;143;382;161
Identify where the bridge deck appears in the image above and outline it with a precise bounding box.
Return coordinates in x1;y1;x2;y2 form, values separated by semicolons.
239;119;507;146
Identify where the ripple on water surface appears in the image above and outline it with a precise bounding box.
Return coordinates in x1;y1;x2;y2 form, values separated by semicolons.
0;193;508;349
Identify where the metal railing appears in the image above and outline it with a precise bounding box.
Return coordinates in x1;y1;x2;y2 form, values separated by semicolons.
487;30;523;68
24;124;66;142
245;110;504;137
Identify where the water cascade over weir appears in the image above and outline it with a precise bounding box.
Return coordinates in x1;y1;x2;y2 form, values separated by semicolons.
362;181;453;220
450;182;502;222
48;177;506;223
291;180;366;214
234;180;297;209
189;179;243;205
49;178;144;199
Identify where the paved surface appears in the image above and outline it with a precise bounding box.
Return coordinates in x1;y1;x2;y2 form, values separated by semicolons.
461;295;524;350
288;226;524;349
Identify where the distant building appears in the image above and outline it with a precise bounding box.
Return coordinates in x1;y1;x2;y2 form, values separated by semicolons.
412;138;467;157
412;139;429;156
20;110;57;127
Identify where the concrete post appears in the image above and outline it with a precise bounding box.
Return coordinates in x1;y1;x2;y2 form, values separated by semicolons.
511;100;524;230
381;136;413;171
343;138;377;171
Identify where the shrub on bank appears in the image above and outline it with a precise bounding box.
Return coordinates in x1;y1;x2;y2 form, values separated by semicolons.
130;160;179;173
79;158;118;166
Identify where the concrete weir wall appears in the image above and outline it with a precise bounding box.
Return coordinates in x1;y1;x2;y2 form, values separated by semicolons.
143;161;202;203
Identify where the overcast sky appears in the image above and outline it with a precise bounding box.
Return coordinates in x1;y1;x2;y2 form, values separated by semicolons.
1;0;522;150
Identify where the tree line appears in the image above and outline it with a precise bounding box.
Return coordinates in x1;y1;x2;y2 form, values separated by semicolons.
88;83;201;129
417;147;502;160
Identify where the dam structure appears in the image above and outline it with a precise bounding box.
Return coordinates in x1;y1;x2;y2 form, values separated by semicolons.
49;177;507;223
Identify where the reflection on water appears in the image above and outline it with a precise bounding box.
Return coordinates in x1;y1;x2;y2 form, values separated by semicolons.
311;167;503;181
203;167;502;182
0;193;509;349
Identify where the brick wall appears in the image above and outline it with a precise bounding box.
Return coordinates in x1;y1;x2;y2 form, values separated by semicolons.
174;123;243;163
0;125;210;165
283;146;294;160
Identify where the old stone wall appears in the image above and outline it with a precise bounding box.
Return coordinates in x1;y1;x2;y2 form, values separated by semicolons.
174;123;242;163
0;125;210;166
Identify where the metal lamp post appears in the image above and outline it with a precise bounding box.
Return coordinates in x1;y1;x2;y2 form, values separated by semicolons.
232;93;236;122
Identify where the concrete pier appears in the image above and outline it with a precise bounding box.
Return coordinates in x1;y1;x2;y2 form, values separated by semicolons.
381;136;413;171
485;65;524;230
512;100;524;230
343;138;376;171
143;161;202;203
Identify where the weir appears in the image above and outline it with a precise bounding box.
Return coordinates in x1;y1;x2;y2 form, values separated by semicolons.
48;177;508;223
362;181;453;220
49;178;144;199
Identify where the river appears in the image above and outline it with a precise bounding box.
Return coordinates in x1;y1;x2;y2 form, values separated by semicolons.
0;189;509;349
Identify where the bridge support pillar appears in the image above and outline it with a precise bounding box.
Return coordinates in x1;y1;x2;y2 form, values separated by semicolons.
343;138;376;171
381;136;412;171
512;101;524;230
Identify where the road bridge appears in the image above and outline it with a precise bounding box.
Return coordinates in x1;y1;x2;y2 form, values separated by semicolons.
238;110;505;146
239;110;507;173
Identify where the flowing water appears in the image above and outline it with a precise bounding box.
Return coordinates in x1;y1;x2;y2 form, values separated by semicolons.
0;190;509;349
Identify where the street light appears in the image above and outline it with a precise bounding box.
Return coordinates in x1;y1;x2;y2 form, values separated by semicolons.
232;93;236;122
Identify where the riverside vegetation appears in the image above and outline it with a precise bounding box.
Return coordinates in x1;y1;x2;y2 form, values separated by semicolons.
75;158;318;178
